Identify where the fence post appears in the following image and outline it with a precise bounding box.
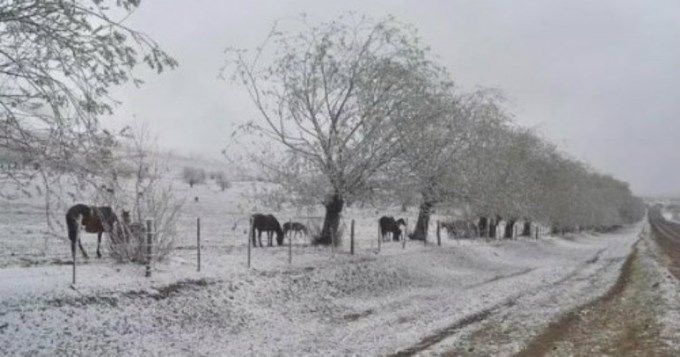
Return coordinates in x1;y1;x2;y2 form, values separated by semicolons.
145;219;153;278
377;222;381;252
535;226;539;240
437;220;441;246
350;219;355;255
196;217;201;272
402;219;407;249
72;243;76;286
288;218;292;265
247;216;252;269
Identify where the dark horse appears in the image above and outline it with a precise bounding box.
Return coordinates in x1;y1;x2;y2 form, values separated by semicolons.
251;213;284;247
283;222;308;239
379;216;406;242
66;204;122;259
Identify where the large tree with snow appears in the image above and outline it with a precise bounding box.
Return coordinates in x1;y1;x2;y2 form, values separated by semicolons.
227;14;448;244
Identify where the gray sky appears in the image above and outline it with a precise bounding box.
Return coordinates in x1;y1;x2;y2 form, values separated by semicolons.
108;0;680;196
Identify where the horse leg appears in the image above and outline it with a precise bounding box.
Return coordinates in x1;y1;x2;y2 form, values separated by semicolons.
71;238;77;264
267;231;272;247
96;232;102;258
257;231;263;247
78;236;89;259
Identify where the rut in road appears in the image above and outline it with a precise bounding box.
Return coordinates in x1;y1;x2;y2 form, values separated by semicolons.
390;240;630;356
516;243;674;356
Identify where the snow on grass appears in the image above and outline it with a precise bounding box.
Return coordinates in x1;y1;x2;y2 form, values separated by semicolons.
0;177;645;355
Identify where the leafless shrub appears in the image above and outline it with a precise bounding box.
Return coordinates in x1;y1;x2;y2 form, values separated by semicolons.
106;126;184;264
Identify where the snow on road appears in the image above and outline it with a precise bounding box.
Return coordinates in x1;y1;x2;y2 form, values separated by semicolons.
0;223;641;356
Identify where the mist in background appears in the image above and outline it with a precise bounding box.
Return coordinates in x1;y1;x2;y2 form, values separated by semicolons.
106;0;680;196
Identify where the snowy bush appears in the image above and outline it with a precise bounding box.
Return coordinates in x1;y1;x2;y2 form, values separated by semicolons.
106;126;184;264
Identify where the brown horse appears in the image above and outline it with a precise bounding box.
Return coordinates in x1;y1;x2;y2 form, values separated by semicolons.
251;213;284;247
66;204;122;259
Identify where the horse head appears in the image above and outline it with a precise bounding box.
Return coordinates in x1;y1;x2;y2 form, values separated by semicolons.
276;227;285;246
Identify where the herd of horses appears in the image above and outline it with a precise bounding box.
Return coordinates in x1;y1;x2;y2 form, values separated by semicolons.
65;203;504;259
64;205;316;258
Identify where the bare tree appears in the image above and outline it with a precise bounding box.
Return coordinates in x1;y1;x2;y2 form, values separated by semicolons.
212;171;231;191
181;166;206;188
226;14;447;244
0;0;176;230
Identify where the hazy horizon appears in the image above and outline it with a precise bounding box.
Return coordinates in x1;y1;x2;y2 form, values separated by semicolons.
106;0;680;196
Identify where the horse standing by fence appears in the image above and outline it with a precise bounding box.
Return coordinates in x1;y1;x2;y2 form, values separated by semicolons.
379;216;406;242
66;204;123;259
283;222;308;240
251;214;284;247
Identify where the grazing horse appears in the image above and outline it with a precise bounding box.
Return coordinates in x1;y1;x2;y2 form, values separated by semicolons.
251;213;284;247
379;216;406;242
65;204;122;259
283;222;308;239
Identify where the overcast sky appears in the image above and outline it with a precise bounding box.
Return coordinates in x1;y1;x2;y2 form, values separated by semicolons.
107;0;680;196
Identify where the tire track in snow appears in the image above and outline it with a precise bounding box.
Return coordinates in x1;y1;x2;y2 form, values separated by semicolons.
390;237;633;356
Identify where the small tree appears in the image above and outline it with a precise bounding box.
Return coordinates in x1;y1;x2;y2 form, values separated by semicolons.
213;171;231;191
106;126;184;263
182;167;206;188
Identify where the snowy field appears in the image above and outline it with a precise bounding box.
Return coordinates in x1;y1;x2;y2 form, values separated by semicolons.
0;176;646;355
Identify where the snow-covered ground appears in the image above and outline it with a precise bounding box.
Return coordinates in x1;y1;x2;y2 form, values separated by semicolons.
0;225;641;354
0;177;648;355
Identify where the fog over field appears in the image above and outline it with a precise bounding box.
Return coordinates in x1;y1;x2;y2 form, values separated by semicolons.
109;0;680;196
2;1;680;356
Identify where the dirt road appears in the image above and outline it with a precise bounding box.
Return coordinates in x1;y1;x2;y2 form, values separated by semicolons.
417;217;680;356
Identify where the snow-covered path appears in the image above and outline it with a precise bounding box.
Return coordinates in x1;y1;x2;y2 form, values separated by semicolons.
0;225;641;356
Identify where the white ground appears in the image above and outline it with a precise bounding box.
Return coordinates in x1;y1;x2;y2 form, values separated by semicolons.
0;177;652;355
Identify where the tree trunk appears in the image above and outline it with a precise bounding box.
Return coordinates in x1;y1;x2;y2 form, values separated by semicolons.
504;219;516;239
411;201;433;241
478;217;488;237
318;194;344;245
489;216;500;239
522;221;531;237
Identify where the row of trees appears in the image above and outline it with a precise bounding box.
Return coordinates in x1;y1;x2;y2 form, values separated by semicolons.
181;166;230;190
227;14;644;244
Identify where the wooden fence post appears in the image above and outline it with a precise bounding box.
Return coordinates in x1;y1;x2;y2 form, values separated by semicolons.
196;217;201;272
72;243;76;286
145;219;153;278
377;222;381;252
247;216;252;269
402;219;407;249
288;218;292;264
350;219;355;255
437;220;441;246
